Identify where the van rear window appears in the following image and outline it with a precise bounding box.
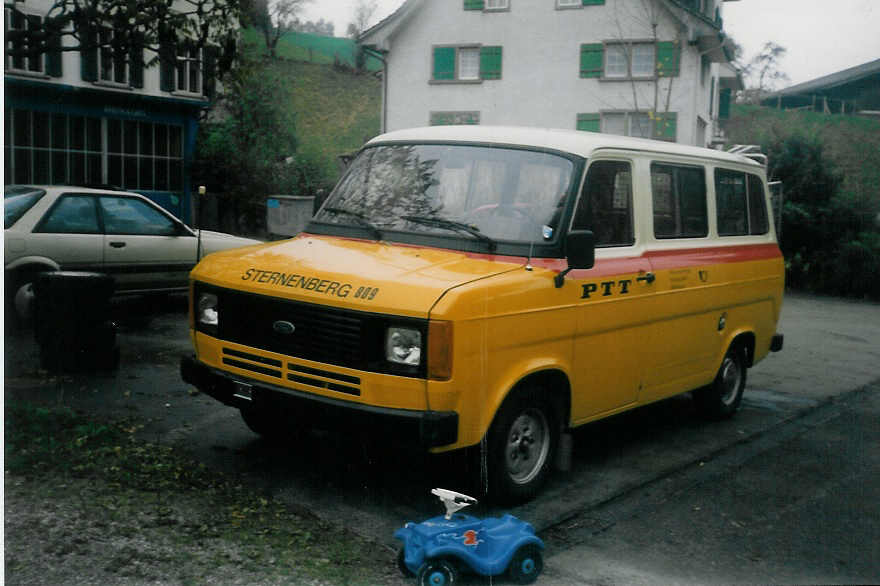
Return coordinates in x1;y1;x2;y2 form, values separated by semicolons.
715;169;769;236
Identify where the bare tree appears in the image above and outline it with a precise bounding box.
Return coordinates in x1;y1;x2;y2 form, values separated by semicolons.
254;0;312;57
346;0;377;39
741;41;789;103
606;0;683;140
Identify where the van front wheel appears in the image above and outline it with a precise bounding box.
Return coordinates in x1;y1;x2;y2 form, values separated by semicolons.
489;388;557;503
695;345;747;420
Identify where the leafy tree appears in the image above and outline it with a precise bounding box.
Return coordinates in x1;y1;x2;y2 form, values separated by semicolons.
6;0;240;75
193;57;322;233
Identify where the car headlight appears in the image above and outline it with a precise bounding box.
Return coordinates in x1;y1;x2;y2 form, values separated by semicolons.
197;292;219;328
386;327;422;366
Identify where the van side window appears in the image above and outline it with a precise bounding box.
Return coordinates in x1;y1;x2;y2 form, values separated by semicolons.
572;160;634;247
651;163;708;239
715;169;769;236
747;173;769;235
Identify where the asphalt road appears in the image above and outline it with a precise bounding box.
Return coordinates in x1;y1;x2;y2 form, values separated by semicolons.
4;291;879;584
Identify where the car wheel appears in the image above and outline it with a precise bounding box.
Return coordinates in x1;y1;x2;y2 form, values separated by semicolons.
695;344;747;420
489;387;558;504
417;559;458;586
507;544;543;585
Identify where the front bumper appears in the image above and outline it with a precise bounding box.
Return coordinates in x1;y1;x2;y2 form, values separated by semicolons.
180;355;458;448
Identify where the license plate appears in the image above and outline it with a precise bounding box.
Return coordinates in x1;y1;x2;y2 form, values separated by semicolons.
232;381;253;401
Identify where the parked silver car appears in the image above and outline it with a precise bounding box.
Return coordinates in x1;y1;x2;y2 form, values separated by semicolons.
5;185;261;319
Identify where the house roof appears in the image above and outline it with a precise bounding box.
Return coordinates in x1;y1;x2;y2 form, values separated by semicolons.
358;0;422;50
366;125;762;167
763;59;880;99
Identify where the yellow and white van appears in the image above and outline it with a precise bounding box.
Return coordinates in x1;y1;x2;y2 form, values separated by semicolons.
181;126;784;502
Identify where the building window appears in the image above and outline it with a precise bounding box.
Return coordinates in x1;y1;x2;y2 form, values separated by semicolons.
430;111;481;126
176;45;202;94
107;120;184;192
432;45;502;82
5;7;44;74
651;163;708;239
99;26;129;84
4;108;184;193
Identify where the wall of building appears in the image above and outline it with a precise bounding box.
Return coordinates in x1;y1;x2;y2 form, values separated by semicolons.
381;0;722;146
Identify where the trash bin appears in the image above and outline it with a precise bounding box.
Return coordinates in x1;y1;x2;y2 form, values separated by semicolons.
34;271;118;371
266;195;315;239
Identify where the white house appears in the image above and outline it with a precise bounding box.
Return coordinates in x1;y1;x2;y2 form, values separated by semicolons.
361;0;742;147
4;0;222;221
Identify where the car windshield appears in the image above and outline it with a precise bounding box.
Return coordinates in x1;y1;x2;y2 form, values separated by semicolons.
4;186;46;229
314;144;575;246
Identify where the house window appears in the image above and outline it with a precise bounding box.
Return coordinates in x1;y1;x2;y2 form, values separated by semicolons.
432;45;502;82
651;163;708;239
605;42;655;79
176;45;202;94
5;7;44;74
485;0;509;9
580;41;679;79
577;112;677;142
430;111;480;126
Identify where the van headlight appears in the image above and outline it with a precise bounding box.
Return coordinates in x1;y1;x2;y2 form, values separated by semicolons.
197;292;219;329
386;327;422;366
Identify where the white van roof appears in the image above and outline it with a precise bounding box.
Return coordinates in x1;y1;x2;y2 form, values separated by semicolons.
368;126;763;168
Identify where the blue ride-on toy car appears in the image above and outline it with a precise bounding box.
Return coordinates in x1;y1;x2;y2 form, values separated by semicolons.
395;488;545;585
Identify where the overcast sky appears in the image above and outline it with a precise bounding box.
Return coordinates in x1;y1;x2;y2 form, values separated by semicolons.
302;0;880;87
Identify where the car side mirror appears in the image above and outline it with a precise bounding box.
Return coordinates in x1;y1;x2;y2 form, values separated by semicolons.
554;230;595;288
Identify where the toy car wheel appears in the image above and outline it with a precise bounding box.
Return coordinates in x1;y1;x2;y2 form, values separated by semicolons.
417;559;458;586
694;343;747;420
397;548;414;577
507;544;543;584
489;387;558;503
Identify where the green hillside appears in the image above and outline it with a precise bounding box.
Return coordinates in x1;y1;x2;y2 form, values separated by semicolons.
240;28;382;71
239;29;382;188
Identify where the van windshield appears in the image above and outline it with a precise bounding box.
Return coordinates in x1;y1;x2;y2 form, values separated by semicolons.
315;144;574;246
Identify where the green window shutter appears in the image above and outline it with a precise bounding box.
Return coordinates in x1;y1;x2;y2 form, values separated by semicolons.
580;43;603;78
464;0;484;10
577;113;600;132
480;46;502;80
718;88;731;119
654;112;677;141
80;24;98;81
129;33;144;88
204;46;218;99
45;24;63;77
656;41;680;77
159;34;175;91
582;0;605;5
433;46;456;80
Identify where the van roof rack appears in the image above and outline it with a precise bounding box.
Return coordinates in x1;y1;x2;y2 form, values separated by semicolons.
726;144;768;167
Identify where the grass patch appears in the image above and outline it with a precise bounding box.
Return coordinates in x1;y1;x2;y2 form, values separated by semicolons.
4;402;398;585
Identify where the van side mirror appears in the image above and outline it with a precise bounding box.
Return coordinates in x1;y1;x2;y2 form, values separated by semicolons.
554;230;595;288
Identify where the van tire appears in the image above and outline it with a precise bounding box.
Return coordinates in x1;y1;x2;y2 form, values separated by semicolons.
488;387;558;504
695;344;747;420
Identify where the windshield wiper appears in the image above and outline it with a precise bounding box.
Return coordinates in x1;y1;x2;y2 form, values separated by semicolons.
323;207;383;240
402;215;496;252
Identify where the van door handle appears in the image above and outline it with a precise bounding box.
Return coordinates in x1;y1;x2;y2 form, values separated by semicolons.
637;272;656;284
109;241;126;248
